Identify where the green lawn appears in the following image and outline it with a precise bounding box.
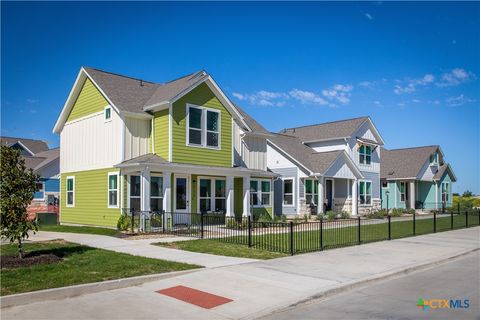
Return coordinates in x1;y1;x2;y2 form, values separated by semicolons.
155;239;288;260
38;224;120;237
0;240;200;296
154;213;478;257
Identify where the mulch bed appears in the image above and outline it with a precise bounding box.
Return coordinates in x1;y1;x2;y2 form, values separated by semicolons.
1;253;63;269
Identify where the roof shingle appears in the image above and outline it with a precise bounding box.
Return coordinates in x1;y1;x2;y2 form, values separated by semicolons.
380;146;439;180
0;136;49;154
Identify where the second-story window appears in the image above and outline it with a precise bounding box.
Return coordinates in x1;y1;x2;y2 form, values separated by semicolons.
187;105;220;148
359;144;371;165
104;106;111;122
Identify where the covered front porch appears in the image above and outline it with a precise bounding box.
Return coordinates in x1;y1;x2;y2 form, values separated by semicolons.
115;154;276;221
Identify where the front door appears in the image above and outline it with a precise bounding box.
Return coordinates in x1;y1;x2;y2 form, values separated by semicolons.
174;175;189;213
326;179;333;211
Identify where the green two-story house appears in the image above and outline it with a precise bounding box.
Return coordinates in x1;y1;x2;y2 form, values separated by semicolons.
53;67;275;228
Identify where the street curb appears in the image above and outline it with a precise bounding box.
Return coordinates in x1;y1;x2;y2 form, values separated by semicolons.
0;269;200;308
256;247;479;319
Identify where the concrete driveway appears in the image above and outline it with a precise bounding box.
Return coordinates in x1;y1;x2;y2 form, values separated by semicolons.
2;227;478;320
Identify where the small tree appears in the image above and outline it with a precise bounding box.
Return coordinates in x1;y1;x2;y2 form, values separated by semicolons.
0;146;39;258
462;190;474;197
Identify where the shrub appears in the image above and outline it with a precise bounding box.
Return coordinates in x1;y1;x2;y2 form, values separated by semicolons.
303;214;309;222
292;216;301;224
273;214;287;223
404;208;415;215
226;218;247;230
326;211;337;221
256;212;273;228
365;209;388;219
390;208;404;217
117;213;139;231
338;211;350;219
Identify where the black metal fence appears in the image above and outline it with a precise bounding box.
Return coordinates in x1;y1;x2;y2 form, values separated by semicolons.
124;208;480;255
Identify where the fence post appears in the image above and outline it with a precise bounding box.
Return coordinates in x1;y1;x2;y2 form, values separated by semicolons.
388;215;391;240
201;212;204;239
289;221;294;256
450;210;453;230
413;212;416;236
457;202;460;214
248;215;252;248
433;211;436;233
320;216;323;251
357;216;361;244
465;210;468;228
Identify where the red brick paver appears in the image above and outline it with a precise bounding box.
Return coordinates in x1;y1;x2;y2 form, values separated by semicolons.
157;285;233;309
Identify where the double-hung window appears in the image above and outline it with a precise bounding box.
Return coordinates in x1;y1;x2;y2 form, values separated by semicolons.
283;178;294;206
108;173;119;208
187;105;220;148
66;176;75;207
129;176;141;211
250;179;271;207
442;182;449;202
199;178;226;213
359;180;372;205
151;176;164;212
359;144;372;165
305;179;318;205
400;182;406;202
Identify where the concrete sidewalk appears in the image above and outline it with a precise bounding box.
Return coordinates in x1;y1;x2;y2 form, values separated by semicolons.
27;231;257;268
3;227;478;320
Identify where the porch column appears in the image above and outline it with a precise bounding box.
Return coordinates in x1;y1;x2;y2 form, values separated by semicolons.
140;167;151;212
317;177;324;214
226;176;234;217
140;167;151;232
435;181;439;209
163;172;172;213
409;181;415;210
242;176;251;217
352;179;358;216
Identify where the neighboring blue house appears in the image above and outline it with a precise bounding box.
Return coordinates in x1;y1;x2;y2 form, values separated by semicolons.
380;145;456;211
1;137;60;207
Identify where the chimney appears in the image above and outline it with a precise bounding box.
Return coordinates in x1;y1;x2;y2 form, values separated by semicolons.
140;80;144;87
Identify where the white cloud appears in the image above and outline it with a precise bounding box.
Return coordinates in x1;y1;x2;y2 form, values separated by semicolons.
412;99;421;103
436;68;476;87
373;100;381;106
231;90;288;107
365;13;374;20
394;74;435;94
446;94;475;107
26;98;39;104
232;92;245;100
359;81;374;88
289;89;329;106
321;84;353;104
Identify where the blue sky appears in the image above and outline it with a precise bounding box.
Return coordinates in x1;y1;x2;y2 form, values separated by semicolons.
1;2;479;193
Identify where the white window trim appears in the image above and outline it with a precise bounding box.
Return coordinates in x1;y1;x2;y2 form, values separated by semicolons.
107;172;120;208
197;176;226;213
399;181;406;203
304;178;318;205
66;176;75;207
282;177;295;207
358;144;372;166
127;174;141;210
150;174;164;212
441;182;449;203
104;106;112;123
251;178;272;208
186;103;221;150
358;179;372;206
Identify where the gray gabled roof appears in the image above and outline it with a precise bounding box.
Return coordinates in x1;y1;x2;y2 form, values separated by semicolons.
22;148;60;172
234;104;269;133
380;145;439;180
117;153;169;166
0;136;49;155
280;116;370;142
268;133;344;175
433;164;457;182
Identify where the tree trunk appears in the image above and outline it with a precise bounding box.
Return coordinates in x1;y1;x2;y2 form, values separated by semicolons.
18;238;24;259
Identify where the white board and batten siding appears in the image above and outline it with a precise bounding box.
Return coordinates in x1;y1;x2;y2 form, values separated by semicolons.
233;121;267;171
348;121;381;173
324;157;357;179
124;117;151;161
60;110;123;173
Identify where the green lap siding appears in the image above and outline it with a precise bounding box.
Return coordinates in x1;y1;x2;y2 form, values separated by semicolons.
67;78;109;122
61;168;121;227
154;109;169;160
171;83;232;167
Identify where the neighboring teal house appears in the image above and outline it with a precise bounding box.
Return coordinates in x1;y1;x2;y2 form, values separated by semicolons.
380;145;456;211
53;67;275;228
